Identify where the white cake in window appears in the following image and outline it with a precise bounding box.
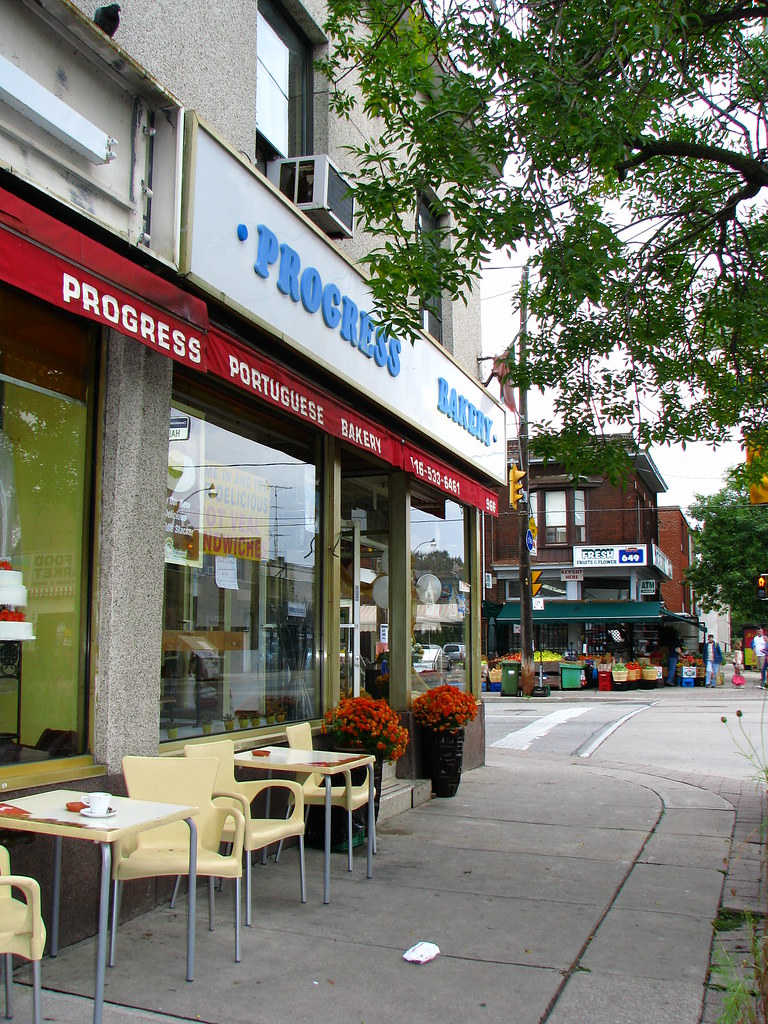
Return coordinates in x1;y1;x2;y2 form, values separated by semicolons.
0;569;34;641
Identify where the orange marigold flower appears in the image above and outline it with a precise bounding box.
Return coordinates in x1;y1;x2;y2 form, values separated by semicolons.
322;696;409;761
412;685;478;733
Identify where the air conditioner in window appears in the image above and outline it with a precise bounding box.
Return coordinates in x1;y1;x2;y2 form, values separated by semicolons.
266;155;354;239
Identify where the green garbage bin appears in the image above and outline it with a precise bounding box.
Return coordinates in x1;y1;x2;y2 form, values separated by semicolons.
501;661;520;695
560;663;583;689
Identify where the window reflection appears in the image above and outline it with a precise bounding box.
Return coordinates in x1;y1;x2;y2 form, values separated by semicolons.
161;400;319;741
0;286;93;763
410;500;469;695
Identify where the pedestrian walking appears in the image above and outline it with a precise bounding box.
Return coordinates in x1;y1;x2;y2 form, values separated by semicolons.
666;643;682;686
752;627;768;687
704;633;723;687
732;640;745;686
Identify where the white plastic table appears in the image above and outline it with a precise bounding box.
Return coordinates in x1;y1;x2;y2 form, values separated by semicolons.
234;746;375;904
0;789;198;1024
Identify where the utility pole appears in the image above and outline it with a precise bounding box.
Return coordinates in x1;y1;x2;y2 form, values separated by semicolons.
517;266;535;695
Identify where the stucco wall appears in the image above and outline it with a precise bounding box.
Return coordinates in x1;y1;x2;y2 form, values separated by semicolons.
75;1;259;156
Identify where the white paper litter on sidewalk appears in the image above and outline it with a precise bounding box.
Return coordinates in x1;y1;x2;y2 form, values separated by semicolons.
403;941;440;964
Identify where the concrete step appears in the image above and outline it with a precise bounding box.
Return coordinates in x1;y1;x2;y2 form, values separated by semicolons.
378;778;432;822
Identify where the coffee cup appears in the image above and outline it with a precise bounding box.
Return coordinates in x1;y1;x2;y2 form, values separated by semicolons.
89;792;111;815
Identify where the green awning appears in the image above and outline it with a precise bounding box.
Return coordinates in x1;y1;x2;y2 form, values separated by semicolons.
660;608;707;633
496;600;665;624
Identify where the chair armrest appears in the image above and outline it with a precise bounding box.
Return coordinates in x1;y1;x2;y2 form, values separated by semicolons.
213;790;251;818
233;778;305;816
0;874;43;936
215;805;246;854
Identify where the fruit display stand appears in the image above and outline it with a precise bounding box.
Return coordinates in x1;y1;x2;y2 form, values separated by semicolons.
640;665;662;689
612;666;632;691
486;666;502;693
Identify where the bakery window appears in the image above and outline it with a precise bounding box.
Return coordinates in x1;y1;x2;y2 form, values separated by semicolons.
160;379;321;743
0;285;97;766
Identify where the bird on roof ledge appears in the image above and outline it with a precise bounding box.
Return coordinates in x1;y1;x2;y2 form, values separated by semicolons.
93;4;120;37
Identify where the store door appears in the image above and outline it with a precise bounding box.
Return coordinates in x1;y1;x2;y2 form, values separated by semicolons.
339;519;361;697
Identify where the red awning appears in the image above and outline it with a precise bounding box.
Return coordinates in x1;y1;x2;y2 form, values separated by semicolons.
208;326;499;516
0;186;497;514
0;187;207;370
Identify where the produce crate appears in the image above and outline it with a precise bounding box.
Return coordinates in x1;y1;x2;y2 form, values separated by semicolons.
612;669;633;691
640;666;661;689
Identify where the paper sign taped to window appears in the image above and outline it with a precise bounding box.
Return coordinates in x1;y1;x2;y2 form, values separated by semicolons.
215;555;238;590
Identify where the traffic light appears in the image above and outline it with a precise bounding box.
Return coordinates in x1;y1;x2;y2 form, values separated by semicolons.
758;574;768;600
747;445;768;504
509;463;526;509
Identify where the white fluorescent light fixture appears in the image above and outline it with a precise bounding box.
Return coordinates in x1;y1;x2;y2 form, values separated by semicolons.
0;55;117;164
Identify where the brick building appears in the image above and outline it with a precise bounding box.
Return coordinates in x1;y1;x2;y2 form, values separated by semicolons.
483;442;703;671
658;507;695;615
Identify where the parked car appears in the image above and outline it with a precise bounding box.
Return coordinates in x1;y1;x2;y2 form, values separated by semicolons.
443;642;466;668
413;644;447;673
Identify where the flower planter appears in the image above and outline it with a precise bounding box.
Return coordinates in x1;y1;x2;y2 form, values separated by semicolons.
306;754;384;850
421;728;464;798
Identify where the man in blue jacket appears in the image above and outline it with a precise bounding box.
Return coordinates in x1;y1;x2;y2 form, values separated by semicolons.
704;634;723;687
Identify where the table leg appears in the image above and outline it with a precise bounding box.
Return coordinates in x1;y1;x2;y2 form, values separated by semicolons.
92;842;111;1024
50;836;62;956
323;775;332;905
262;770;272;865
186;817;197;982
366;763;374;880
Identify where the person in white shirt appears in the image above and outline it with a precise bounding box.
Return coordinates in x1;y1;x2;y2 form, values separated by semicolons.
752;628;768;687
704;634;723;687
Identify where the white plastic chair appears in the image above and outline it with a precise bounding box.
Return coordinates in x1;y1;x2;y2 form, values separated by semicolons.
110;756;245;967
276;722;374;871
0;845;45;1024
184;740;306;924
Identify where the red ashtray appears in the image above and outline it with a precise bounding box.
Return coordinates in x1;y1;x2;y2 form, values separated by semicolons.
251;750;271;757
66;801;87;812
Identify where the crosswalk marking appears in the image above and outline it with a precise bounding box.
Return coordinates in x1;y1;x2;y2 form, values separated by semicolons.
491;707;591;749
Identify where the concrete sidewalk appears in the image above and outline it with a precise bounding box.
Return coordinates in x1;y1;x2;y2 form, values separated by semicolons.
10;744;765;1024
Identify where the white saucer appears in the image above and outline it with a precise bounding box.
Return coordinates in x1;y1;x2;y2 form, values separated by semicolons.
80;807;117;818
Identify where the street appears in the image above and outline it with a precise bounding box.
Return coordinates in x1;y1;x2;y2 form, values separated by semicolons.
484;678;768;781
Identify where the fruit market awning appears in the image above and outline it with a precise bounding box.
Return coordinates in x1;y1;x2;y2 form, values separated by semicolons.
497;600;667;624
